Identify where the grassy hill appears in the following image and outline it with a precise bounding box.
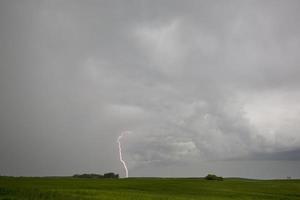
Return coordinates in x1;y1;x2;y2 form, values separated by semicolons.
0;176;299;199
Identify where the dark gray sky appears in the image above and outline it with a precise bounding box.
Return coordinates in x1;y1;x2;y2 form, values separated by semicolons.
1;0;300;179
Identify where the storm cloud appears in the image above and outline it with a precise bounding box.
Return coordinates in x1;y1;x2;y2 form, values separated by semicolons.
1;0;300;178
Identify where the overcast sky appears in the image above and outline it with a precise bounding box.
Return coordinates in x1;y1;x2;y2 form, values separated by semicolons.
1;0;300;179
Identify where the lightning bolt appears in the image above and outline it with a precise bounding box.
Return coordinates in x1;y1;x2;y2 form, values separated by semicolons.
117;131;129;178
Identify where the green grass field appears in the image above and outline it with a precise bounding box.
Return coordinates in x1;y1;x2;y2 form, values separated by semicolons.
0;177;299;199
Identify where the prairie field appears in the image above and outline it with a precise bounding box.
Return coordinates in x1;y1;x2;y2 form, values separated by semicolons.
0;177;299;200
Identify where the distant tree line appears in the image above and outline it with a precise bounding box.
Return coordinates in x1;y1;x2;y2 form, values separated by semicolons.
73;172;119;179
205;174;223;181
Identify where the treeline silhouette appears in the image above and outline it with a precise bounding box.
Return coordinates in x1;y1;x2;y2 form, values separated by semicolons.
205;174;223;181
73;172;119;179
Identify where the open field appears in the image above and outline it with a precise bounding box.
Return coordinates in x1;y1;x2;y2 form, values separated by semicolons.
0;177;300;200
